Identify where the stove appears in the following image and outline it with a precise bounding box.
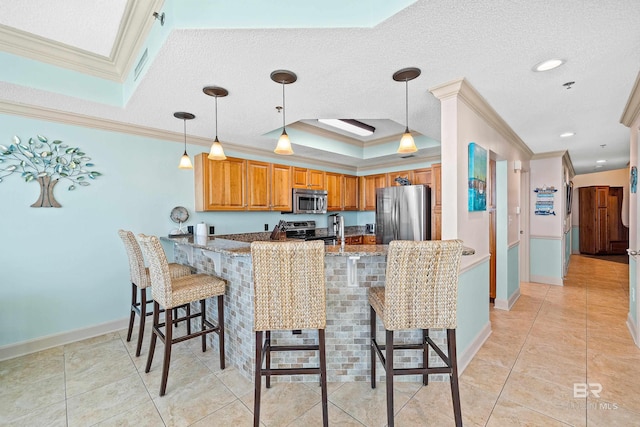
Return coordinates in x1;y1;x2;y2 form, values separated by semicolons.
284;221;337;245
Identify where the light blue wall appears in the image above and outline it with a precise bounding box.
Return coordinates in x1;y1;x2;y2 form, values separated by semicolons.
0;114;364;347
564;229;571;276
572;225;580;253
456;261;490;353
530;237;563;283
507;245;520;298
631;258;637;325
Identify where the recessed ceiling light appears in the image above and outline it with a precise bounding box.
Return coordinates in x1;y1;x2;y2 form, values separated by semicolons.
533;59;565;72
596;159;607;163
560;132;575;138
318;119;375;136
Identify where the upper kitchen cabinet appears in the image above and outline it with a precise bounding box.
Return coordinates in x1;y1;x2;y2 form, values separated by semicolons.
388;170;413;186
195;154;246;211
343;175;359;211
293;167;325;190
246;160;271;210
412;168;432;186
360;173;388;211
271;163;293;211
325;172;342;211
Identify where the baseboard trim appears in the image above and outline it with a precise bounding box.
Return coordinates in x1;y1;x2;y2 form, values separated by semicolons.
0;317;129;361
494;287;521;311
530;274;563;286
457;322;491;375
627;312;639;348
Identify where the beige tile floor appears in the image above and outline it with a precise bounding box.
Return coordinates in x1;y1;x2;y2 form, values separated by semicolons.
2;254;639;426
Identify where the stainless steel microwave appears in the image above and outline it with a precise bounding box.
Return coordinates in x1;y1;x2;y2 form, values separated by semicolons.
292;188;327;214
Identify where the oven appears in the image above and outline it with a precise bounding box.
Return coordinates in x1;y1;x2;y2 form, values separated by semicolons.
292;188;327;214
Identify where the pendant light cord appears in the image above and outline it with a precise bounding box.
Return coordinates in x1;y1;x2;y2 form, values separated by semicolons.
214;96;219;140
282;82;286;131
405;78;409;132
183;118;187;152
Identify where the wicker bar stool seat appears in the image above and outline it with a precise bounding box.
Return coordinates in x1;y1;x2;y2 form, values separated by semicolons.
138;234;226;396
118;229;192;357
369;239;464;427
251;240;328;427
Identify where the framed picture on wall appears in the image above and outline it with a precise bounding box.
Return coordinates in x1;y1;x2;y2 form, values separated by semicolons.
566;181;573;215
468;142;487;211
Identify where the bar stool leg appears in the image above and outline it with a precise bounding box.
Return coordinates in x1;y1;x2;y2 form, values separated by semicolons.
254;331;263;427
385;329;394;427
201;299;207;352
135;286;147;357
370;305;376;389
422;328;429;386
127;283;137;342
447;329;463;427
145;301;160;373
217;295;225;369
265;331;271;388
319;329;328;427
159;308;173;396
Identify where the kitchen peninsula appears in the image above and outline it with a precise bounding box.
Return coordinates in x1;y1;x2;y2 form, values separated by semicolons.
162;234;474;383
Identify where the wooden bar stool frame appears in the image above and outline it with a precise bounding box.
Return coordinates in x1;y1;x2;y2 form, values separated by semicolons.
369;239;464;427
138;234;226;396
251;240;328;427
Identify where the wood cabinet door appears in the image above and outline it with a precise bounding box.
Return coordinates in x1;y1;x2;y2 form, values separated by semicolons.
325;172;342;211
309;169;326;190
413;168;432;186
431;163;442;207
596;207;609;253
363;235;376;245
271;164;292;211
292;167;309;188
343;175;359;211
360;174;387;211
197;155;246;211
432;207;442;240
246;160;271;210
388;170;413;186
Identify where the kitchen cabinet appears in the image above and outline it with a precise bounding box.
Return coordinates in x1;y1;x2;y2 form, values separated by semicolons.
579;186;628;254
343;175;359;210
271;164;292;211
195;153;246;211
363;235;376;245
293;167;325;189
413;168;432;186
360;174;388;211
246;160;270;210
431;163;441;240
388;170;413;186
346;235;363;245
325;172;342;211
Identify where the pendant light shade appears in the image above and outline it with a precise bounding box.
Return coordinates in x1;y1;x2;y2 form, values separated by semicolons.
174;112;195;169
393;67;421;154
203;86;228;161
271;70;297;155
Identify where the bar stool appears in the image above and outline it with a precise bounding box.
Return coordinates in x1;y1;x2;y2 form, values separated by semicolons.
137;234;226;396
369;239;464;427
117;229;192;357
250;240;328;427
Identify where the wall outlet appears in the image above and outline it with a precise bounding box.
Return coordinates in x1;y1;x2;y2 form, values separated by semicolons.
264;223;269;231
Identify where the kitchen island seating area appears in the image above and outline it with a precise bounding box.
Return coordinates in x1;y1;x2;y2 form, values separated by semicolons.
251;240;329;427
369;239;464;427
137;234;227;396
117;230;192;357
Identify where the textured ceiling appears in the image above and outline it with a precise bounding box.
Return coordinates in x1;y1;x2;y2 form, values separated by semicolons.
0;0;639;174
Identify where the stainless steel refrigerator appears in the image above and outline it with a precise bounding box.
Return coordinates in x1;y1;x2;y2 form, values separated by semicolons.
375;185;431;244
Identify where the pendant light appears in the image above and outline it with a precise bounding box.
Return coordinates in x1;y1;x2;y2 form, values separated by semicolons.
174;112;195;169
271;70;297;155
203;86;228;161
393;67;421;154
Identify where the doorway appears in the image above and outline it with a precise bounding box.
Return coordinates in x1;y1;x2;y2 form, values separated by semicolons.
489;159;497;301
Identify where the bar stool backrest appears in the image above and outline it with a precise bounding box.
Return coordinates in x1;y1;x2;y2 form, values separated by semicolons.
138;234;174;308
384;239;463;330
118;229;150;289
251;240;326;331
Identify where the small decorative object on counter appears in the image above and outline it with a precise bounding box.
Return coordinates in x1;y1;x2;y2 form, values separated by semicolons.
0;135;102;207
169;206;190;236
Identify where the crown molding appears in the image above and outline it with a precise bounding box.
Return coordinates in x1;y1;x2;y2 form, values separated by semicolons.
0;0;162;82
621;71;640;128
430;77;534;158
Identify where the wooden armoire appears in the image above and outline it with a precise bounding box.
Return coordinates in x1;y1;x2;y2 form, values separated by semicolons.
578;186;628;255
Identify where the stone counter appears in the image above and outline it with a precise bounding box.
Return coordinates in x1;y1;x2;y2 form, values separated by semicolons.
162;235;473;384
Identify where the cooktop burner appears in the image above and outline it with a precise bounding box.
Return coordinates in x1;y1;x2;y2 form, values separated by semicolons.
284;220;316;239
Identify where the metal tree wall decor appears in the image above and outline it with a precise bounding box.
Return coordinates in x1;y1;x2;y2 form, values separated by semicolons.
0;135;101;207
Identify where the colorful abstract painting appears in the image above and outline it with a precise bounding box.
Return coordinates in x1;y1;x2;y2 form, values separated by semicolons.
468;142;487;211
